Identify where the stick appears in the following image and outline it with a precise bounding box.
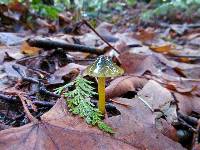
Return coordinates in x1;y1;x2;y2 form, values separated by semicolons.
0;93;55;107
82;19;121;54
178;112;198;126
27;38;105;55
32;100;55;107
17;93;38;122
108;99;131;108
39;86;61;98
0;93;19;103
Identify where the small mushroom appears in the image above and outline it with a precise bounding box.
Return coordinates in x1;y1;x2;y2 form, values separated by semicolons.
84;55;124;114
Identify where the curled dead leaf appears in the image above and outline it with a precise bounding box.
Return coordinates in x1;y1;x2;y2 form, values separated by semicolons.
106;76;147;99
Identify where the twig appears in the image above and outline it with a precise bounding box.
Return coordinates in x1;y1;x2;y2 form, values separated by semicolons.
82;19;120;54
27;37;105;55
32;100;55;107
138;96;154;112
179;117;197;133
17;93;38;122
12;65;60;98
108;99;131;108
12;64;40;84
0;92;55;108
168;55;200;59
178;112;198;127
4;90;38;123
0;93;19;103
39;87;61;98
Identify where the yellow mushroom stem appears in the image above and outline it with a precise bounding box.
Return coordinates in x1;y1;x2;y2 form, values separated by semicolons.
98;77;106;114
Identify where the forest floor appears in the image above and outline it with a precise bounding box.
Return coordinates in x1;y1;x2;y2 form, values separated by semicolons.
0;1;200;150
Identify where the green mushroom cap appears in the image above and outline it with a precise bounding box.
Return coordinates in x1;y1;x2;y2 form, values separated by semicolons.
84;55;124;77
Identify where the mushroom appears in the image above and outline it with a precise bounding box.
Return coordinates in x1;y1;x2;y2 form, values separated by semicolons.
84;55;124;114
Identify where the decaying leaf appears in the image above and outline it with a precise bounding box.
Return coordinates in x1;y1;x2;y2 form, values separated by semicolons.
137;80;178;124
106;76;147;99
118;51;162;75
105;98;184;150
53;63;86;77
0;98;137;150
49;63;86;84
150;44;173;53
21;42;41;56
174;93;200;115
133;28;155;42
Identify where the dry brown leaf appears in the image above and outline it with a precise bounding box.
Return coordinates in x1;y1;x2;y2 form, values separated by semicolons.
174;93;200;115
53;63;86;77
133;28;155;42
165;83;198;94
49;63;86;84
0;98;137;150
119;51;200;96
137;80;178;124
150;44;173;53
150;72;200;96
105;98;184;150
21;42;41;56
155;54;200;79
106;76;147;99
119;51;161;75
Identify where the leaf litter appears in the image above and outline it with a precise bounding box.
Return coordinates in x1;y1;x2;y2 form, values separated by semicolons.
0;97;138;150
1;2;200;150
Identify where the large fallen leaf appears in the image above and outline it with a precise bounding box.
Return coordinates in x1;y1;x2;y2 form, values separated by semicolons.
0;98;137;150
105;98;184;150
137;80;178;124
119;52;200;95
106;76;147;99
119;51;162;75
174;92;200;115
119;50;200;80
150;72;200;96
120;51;188;81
